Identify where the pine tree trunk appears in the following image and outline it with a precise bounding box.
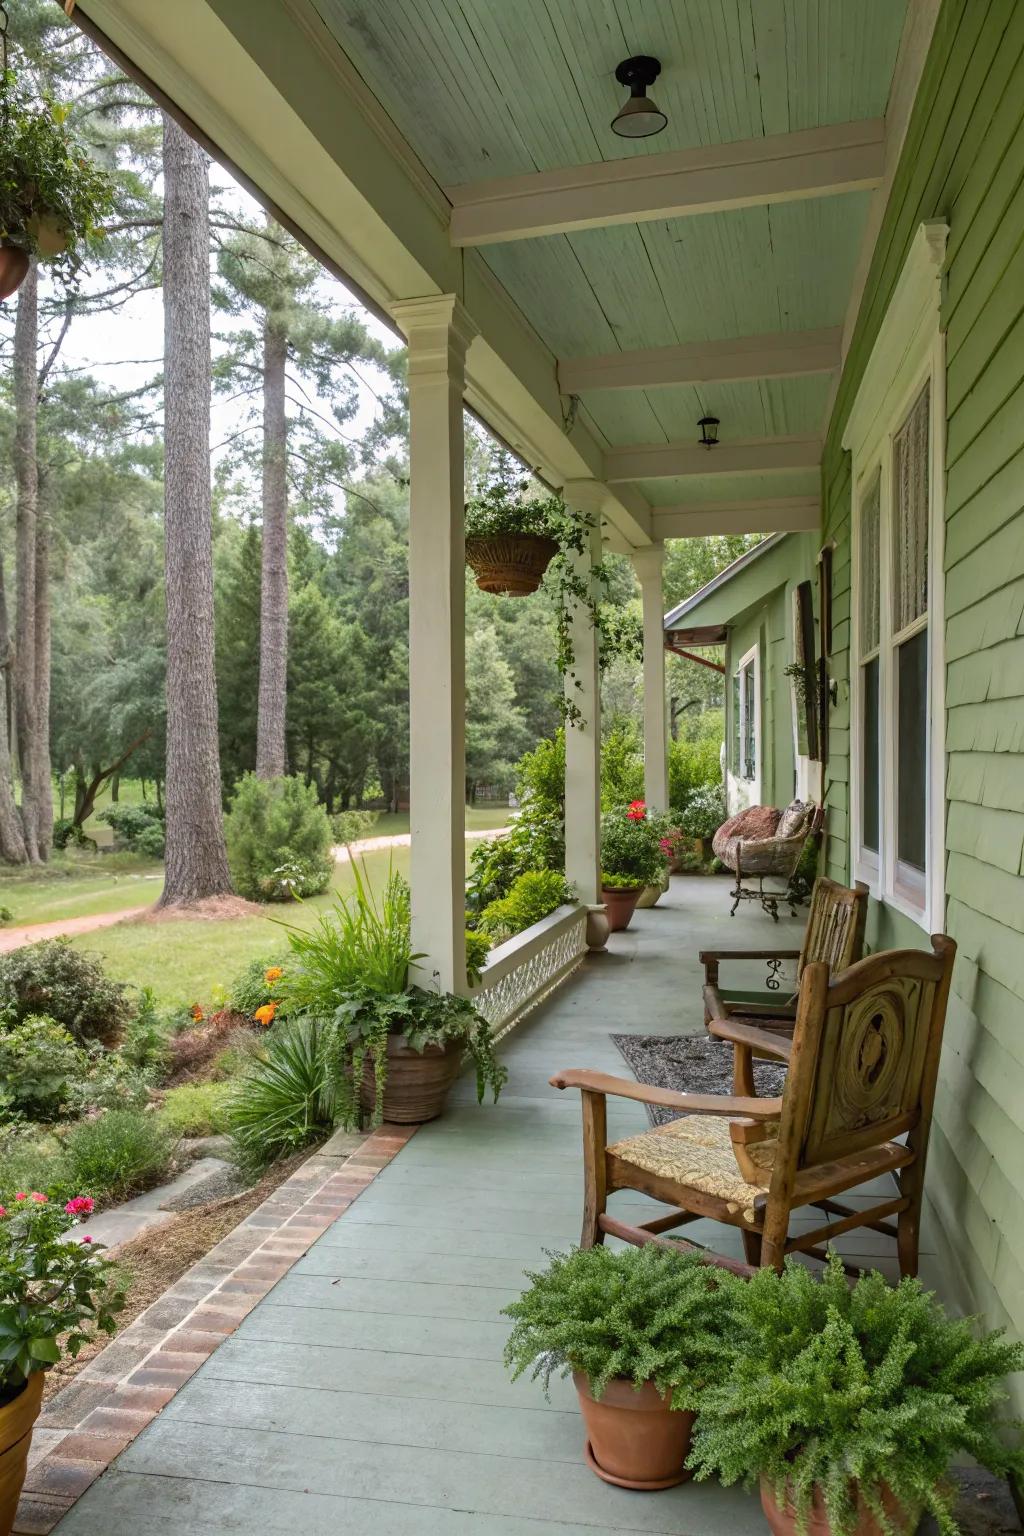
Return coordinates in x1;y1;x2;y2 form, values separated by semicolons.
12;261;41;864
33;467;53;859
0;553;28;864
255;311;288;779
158;115;233;907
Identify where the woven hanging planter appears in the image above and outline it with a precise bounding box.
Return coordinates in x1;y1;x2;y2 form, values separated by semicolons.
465;534;559;596
0;245;30;301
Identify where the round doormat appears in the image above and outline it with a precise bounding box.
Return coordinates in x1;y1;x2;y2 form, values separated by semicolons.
611;1033;787;1126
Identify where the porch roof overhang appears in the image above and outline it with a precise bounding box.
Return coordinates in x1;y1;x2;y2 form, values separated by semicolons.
69;0;938;550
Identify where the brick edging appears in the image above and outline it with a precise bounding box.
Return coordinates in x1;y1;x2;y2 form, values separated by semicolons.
14;1124;417;1535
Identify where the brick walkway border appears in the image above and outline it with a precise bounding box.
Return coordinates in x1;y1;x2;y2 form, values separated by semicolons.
14;1123;417;1535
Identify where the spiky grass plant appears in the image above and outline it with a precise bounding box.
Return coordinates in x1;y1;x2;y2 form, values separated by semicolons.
502;1244;734;1403
684;1255;1024;1536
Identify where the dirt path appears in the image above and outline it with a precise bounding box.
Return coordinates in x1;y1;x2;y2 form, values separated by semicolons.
0;827;507;951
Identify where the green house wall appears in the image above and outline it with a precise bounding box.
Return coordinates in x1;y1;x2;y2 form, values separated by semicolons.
823;0;1024;1366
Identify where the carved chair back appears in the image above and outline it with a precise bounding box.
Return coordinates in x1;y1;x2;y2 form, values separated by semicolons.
796;877;869;982
770;937;955;1194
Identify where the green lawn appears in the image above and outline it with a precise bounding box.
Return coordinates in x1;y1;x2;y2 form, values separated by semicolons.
0;853;165;926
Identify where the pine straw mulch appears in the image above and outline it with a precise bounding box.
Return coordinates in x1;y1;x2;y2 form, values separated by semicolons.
133;894;267;922
42;1150;309;1402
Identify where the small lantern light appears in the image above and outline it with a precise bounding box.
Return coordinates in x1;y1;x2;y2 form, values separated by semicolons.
611;56;667;139
698;415;720;448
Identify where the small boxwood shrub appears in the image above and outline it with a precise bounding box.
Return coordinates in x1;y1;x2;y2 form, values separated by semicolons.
0;1016;87;1122
478;869;569;944
62;1109;176;1205
224;774;334;902
0;940;133;1047
159;1082;233;1138
98;803;165;857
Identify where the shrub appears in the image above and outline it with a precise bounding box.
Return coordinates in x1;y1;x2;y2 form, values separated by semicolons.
0;940;133;1047
280;861;412;1013
0;1195;124;1400
515;730;565;818
228;1019;335;1174
466;815;564;913
70;1045;153;1115
159;1082;233;1138
478;870;570;944
229;956;287;1020
0;1016;88;1122
0;1129;73;1206
331;808;380;844
465;928;491;987
52;818;95;851
687;1257;1024;1536
118;988;173;1074
600;803;667;889
503;1244;734;1402
679;784;727;840
0;906;11;925
224;773;334;902
98;803;165;856
668;716;723;814
62;1110;176;1205
600;718;645;810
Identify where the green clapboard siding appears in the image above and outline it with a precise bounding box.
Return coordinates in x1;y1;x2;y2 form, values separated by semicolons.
823;0;1024;1380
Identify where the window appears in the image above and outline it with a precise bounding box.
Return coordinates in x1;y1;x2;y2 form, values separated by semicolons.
844;221;947;931
735;645;759;791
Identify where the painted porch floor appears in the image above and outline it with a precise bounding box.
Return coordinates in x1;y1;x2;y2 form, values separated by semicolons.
53;877;940;1536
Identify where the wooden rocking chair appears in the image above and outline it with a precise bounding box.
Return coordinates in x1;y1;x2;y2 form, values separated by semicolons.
551;935;955;1275
699;877;869;1090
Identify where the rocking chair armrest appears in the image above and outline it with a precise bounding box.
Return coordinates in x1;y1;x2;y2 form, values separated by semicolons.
549;1068;783;1121
699;947;801;987
706;1016;793;1062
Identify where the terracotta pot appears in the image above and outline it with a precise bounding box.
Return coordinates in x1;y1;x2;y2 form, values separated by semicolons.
361;1032;463;1124
585;904;610;951
0;246;30;302
760;1477;918;1536
465;534;558;596
600;885;641;931
0;1371;45;1532
573;1372;693;1490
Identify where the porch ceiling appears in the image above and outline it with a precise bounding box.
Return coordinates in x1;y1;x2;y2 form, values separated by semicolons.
72;0;924;548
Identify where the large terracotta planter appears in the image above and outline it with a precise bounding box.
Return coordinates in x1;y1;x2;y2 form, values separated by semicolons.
361;1032;463;1124
601;885;642;931
0;1371;45;1533
573;1372;693;1490
761;1478;918;1536
0;246;30;302
465;534;558;596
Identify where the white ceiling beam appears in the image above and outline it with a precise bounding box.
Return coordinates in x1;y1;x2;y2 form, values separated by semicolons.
446;119;885;246
558;327;841;395
652;497;821;538
605;436;822;482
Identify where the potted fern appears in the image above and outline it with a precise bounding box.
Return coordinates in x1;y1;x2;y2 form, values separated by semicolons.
0;75;113;298
503;1244;732;1490
600;802;669;930
685;1256;1024;1536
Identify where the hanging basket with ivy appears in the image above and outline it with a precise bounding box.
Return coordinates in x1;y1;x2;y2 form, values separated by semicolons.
0;58;114;300
463;474;566;596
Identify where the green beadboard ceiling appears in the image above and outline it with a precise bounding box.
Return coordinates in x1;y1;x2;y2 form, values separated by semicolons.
310;0;907;471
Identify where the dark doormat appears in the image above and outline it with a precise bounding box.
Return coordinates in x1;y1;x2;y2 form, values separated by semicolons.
611;1033;788;1127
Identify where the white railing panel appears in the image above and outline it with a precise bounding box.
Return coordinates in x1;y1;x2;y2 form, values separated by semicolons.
471;904;587;1039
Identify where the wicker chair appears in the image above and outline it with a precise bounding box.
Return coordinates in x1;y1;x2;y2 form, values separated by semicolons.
713;799;824;919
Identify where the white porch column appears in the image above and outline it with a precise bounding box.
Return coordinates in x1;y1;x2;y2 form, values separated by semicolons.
632;543;669;813
392;295;477;994
561;480;605;906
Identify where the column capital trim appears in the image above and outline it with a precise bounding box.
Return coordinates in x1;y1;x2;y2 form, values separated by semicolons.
391;293;478;352
630;542;666;579
561;477;611;518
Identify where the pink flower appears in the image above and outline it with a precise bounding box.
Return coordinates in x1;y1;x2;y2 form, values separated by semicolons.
81;1235;93;1244
65;1197;95;1216
29;1192;48;1204
659;837;674;853
0;1206;7;1219
14;1193;27;1202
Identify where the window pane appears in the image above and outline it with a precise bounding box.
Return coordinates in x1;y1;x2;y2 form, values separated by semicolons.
742;666;756;780
732;672;740;769
862;657;880;853
893;384;930;633
897;629;928;872
859;473;881;654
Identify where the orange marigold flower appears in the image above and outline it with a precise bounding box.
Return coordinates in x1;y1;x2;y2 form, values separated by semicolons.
190;1003;204;1022
254;1003;277;1027
264;966;283;985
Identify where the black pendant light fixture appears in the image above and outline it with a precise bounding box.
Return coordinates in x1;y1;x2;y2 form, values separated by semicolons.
698;415;720;448
611;56;667;139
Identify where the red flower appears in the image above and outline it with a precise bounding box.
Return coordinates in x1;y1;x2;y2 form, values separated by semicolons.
81;1235;93;1244
13;1193;27;1202
0;1206;7;1219
626;799;647;821
65;1196;95;1216
659;837;674;853
29;1192;49;1204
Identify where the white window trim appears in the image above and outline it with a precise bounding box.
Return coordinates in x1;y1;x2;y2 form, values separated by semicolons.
736;643;761;802
844;220;948;933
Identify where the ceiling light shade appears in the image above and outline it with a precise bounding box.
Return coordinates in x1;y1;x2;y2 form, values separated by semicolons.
611;56;667;139
698;415;720;448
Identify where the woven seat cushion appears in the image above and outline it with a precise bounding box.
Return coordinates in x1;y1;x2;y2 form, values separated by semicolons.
711;805;781;863
608;1115;778;1223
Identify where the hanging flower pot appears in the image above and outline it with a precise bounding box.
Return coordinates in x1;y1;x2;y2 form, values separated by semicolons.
464;532;558;596
0;245;30;301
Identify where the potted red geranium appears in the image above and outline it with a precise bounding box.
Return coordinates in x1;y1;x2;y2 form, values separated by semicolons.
0;1194;122;1527
600;802;669;930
